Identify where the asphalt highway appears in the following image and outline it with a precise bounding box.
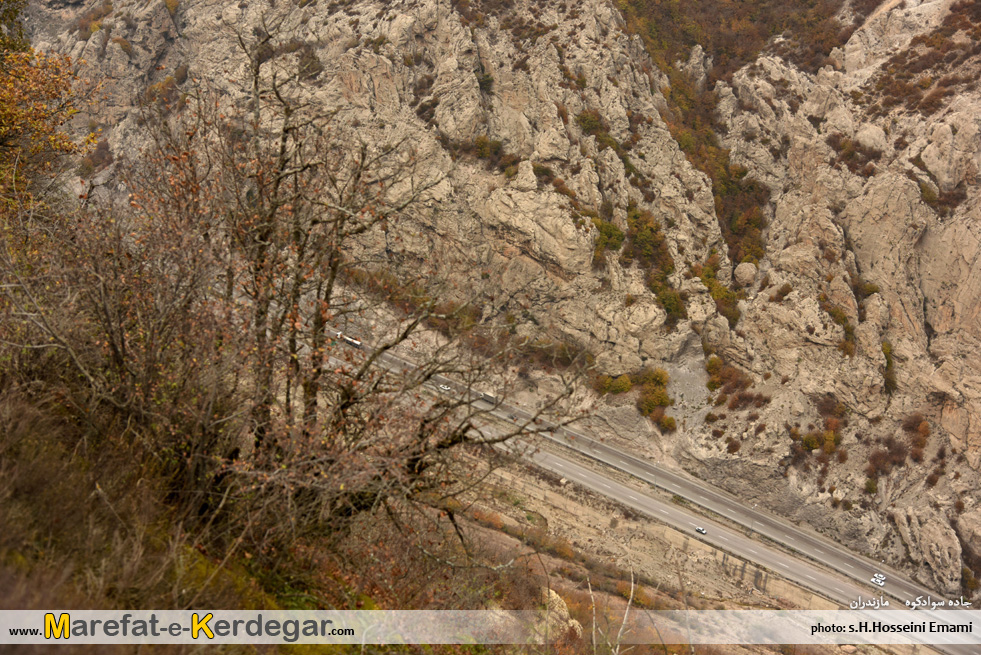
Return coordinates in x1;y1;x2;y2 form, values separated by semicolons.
330;330;978;653
524;445;887;605
514;445;980;653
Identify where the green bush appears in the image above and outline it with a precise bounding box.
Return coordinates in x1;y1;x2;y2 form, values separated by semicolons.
474;135;503;159
636;374;673;416
819;294;856;358
652;282;686;327
637;383;671;412
477;72;494;93
634;367;669;388
693;253;742;328
608;374;633;394
881;340;897;393
575;109;605;136
619;203;685;326
574;109;638;174
826;132;881;176
801;431;822;451
621;205;672;270
592;218;624;251
919;180;938;205
532;163;554;182
636;393;661;417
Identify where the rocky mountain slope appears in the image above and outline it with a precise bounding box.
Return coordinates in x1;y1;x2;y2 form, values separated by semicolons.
25;0;981;596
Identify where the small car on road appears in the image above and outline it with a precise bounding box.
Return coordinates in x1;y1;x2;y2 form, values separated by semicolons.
438;384;451;392
695;527;707;535
870;576;885;587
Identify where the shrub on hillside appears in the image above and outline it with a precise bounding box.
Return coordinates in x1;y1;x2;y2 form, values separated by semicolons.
608;374;632;394
705;354;751;394
769;282;793;303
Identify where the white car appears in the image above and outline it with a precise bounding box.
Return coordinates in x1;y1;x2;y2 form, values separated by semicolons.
438;384;451;392
870;576;885;587
695;527;707;535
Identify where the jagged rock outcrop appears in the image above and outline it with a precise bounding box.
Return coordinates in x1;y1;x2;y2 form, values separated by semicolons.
893;507;963;594
537;588;583;643
958;507;981;557
688;0;981;591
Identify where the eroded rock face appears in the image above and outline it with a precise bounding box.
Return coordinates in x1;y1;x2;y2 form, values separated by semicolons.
33;0;728;372
677;0;981;594
958;508;981;559
30;0;981;595
894;507;963;595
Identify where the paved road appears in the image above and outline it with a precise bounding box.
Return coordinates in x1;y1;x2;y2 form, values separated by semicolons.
504;402;963;605
523;444;874;603
458;387;937;595
513;445;980;653
330;331;977;652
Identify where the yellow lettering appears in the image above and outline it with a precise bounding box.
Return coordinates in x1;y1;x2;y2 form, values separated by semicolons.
44;613;69;640
192;613;214;639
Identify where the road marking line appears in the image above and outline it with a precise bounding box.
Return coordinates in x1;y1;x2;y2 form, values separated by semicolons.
815;549;824;554
719;536;728;541
805;574;816;581
659;509;668;515
834;587;844;593
843;563;854;569
628;495;639;501
600;482;611;489
748;549;759;555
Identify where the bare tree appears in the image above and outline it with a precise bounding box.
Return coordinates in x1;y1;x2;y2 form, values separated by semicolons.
586;571;640;655
1;2;585;593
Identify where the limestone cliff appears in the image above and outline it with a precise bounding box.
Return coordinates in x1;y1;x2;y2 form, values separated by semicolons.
25;0;981;595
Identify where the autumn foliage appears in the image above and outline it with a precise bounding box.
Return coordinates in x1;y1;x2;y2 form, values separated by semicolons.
0;8;582;616
0;50;82;216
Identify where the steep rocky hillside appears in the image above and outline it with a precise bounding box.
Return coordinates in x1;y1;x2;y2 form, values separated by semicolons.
704;0;981;594
25;0;981;596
